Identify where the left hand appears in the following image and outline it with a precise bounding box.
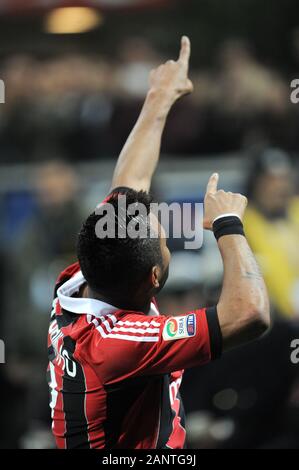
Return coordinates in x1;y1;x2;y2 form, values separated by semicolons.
203;173;248;231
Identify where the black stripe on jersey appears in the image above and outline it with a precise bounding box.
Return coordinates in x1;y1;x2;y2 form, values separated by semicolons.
53;280;66;299
103;375;156;449
206;306;223;360
156;375;175;449
177;391;187;449
48;345;56;362
55;309;78;329
62;336;90;449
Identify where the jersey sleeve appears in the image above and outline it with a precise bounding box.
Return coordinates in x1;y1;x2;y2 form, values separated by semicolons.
82;307;222;385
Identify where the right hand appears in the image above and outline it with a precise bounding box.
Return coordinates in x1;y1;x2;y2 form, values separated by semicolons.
149;36;194;104
203;173;248;230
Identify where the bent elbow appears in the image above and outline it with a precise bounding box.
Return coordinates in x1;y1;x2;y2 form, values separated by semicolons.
251;314;270;338
245;305;271;339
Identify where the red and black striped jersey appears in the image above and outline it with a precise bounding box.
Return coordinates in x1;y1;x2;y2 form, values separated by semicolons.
47;262;222;449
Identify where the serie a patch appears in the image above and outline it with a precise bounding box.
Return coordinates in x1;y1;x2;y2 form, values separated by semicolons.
163;314;196;341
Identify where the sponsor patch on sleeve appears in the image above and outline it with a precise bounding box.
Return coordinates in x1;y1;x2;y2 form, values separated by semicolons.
163;313;196;341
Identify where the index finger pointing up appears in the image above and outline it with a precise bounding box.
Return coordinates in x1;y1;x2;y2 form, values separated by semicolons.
206;173;219;195
178;36;191;67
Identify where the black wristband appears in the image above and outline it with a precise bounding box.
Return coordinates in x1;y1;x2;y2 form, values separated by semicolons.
213;215;245;241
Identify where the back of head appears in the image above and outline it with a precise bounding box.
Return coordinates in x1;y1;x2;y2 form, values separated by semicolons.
77;188;163;303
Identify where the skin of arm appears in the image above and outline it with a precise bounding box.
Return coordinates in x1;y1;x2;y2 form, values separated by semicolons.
217;235;270;350
204;173;271;351
111;36;193;192
110;35;270;350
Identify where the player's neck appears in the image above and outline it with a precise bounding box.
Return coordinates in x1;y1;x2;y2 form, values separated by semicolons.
81;284;152;315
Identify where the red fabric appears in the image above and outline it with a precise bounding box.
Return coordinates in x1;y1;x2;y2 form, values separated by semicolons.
83;310;211;384
48;264;213;449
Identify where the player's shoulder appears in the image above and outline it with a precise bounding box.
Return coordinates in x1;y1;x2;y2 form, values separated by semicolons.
119;311;163;323
115;311;167;333
84;311;165;349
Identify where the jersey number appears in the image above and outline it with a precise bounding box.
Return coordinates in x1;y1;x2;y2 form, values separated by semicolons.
62;349;77;378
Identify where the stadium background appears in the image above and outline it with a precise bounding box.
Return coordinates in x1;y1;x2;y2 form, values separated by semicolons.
0;0;299;449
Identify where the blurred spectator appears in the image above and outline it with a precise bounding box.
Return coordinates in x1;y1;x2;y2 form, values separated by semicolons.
6;160;82;354
244;148;299;318
216;40;288;115
202;40;291;152
3;160;83;447
114;37;162;99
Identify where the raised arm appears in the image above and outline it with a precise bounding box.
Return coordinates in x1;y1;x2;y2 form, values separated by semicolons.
204;174;271;351
111;36;193;192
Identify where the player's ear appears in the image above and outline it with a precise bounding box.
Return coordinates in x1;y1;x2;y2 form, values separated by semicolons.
151;265;161;288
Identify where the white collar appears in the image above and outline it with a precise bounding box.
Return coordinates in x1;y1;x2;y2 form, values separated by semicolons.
57;269;159;318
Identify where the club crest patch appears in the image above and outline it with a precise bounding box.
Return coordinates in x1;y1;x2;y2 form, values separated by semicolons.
163;314;196;341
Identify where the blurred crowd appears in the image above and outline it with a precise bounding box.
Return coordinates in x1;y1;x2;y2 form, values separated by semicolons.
1;34;299;449
0;37;298;163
